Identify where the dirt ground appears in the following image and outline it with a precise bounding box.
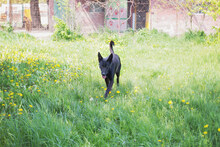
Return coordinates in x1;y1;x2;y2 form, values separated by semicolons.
14;29;53;40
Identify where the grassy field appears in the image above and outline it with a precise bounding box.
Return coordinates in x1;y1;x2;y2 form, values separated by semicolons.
0;29;220;146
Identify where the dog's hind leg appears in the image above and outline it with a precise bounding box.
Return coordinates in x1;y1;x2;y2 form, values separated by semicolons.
116;65;121;86
116;72;120;86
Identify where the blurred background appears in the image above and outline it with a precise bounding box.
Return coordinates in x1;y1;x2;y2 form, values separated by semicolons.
0;0;219;35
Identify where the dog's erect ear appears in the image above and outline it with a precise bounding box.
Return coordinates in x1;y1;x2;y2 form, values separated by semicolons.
107;53;113;63
98;52;103;62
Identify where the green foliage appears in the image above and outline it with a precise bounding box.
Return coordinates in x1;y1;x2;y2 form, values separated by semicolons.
207;27;220;44
184;30;206;43
1;23;14;33
52;18;83;41
0;30;220;146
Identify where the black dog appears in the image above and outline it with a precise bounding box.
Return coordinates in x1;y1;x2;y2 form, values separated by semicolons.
98;41;121;98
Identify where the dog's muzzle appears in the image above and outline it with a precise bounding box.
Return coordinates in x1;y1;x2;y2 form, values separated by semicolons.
102;75;107;79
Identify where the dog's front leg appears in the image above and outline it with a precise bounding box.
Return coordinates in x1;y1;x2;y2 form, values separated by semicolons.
104;80;113;98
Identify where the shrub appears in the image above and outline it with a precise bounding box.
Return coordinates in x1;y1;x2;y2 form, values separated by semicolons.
52;17;83;41
206;27;220;44
1;22;13;33
184;30;206;43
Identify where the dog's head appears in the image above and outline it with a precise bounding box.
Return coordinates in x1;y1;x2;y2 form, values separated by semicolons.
98;52;113;79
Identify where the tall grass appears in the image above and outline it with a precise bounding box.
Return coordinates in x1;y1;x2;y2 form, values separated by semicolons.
0;29;220;146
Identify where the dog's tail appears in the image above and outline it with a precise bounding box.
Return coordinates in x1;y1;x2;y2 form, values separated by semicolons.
109;41;114;53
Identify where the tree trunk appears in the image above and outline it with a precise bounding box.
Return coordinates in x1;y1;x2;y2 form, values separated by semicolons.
9;0;13;24
30;0;42;28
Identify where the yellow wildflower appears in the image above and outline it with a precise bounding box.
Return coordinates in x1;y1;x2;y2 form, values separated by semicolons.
159;99;162;101
168;101;172;105
116;91;120;93
181;100;185;103
2;104;5;106
130;110;135;113
8;114;11;117
204;125;208;128
218;128;220;132
112;108;114;110
29;105;33;108
186;102;189;105
158;140;162;142
18;112;22;115
18;108;23;112
203;131;207;135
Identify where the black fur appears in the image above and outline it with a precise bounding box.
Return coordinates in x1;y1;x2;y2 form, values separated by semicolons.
98;41;121;98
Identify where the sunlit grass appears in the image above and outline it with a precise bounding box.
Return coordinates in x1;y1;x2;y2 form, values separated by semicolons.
0;30;220;146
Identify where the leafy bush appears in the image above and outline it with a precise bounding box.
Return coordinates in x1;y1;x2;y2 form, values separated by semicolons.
206;27;220;44
52;18;83;41
184;30;206;43
1;23;14;33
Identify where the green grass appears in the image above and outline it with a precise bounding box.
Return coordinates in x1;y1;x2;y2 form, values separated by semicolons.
0;29;220;146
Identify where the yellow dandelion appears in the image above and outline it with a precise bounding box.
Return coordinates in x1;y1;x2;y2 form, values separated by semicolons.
101;87;104;89
80;101;82;103
204;125;208;128
96;96;99;98
181;100;185;103
13;104;16;106
111;96;114;98
116;91;120;94
159;99;162;101
29;105;33;108
109;91;111;94
130;110;135;113
2;104;5;106
18;112;22;115
168;101;172;105
18;108;23;112
158;140;162;142
112;108;114;110
186;102;189;105
105;100;108;102
8;114;11;117
218;128;220;132
203;131;207;135
104;88;107;90
101;96;103;98
37;90;41;92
